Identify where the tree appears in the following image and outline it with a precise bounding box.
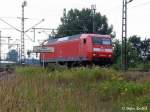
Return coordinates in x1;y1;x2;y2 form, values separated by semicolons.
6;49;18;62
113;36;142;69
56;8;113;37
113;35;150;69
113;39;121;62
141;39;150;60
129;35;141;43
128;35;141;54
127;42;141;68
129;36;150;61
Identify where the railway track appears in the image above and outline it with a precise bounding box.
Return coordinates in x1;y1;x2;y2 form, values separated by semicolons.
0;61;15;72
0;67;15;80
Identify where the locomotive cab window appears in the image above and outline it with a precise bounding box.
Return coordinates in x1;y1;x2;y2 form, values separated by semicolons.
102;38;111;45
92;37;111;45
83;38;86;44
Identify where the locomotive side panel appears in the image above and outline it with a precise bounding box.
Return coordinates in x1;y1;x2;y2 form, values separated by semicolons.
55;39;81;61
40;34;114;65
41;38;85;62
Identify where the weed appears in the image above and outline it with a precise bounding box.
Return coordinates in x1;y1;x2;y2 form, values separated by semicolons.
0;66;150;112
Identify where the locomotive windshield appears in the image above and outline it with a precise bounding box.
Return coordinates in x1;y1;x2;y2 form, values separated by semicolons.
92;37;111;45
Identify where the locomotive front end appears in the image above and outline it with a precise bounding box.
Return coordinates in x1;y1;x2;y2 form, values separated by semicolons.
91;35;113;65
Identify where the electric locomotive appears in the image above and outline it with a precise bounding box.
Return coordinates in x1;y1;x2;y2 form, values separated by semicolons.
40;34;113;66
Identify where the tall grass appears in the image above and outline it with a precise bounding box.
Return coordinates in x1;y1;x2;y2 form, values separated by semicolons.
0;66;150;112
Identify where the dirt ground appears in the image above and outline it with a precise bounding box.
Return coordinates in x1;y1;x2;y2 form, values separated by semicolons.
0;68;15;80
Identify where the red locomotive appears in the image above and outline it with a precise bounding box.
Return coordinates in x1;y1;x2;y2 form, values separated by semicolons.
40;34;113;66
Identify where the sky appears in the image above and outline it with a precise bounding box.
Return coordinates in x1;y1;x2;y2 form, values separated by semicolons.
0;0;150;58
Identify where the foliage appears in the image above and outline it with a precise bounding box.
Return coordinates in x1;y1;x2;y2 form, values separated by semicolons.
129;35;141;45
126;42;141;68
113;39;121;61
48;67;121;82
46;63;68;72
1;66;150;111
141;39;150;60
112;35;150;70
56;8;113;37
139;61;150;71
99;80;150;99
16;66;48;76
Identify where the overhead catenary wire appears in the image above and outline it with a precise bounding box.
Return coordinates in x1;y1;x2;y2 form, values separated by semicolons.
0;18;21;32
101;0;150;13
130;0;150;8
0;17;19;19
0;28;16;30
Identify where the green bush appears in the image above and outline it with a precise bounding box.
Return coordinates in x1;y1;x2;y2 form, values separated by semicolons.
99;80;150;100
16;66;48;75
46;63;68;72
48;67;121;82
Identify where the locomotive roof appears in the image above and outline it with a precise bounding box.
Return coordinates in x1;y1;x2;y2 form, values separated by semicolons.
81;34;111;38
47;34;81;44
47;34;110;45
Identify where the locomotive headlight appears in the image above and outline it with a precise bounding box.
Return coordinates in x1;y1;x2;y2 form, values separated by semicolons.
108;54;112;58
93;53;97;56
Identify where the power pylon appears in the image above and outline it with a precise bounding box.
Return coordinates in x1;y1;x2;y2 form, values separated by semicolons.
122;0;127;71
121;0;133;71
21;1;27;64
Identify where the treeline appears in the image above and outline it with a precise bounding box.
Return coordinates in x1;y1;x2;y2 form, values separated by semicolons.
113;35;150;70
